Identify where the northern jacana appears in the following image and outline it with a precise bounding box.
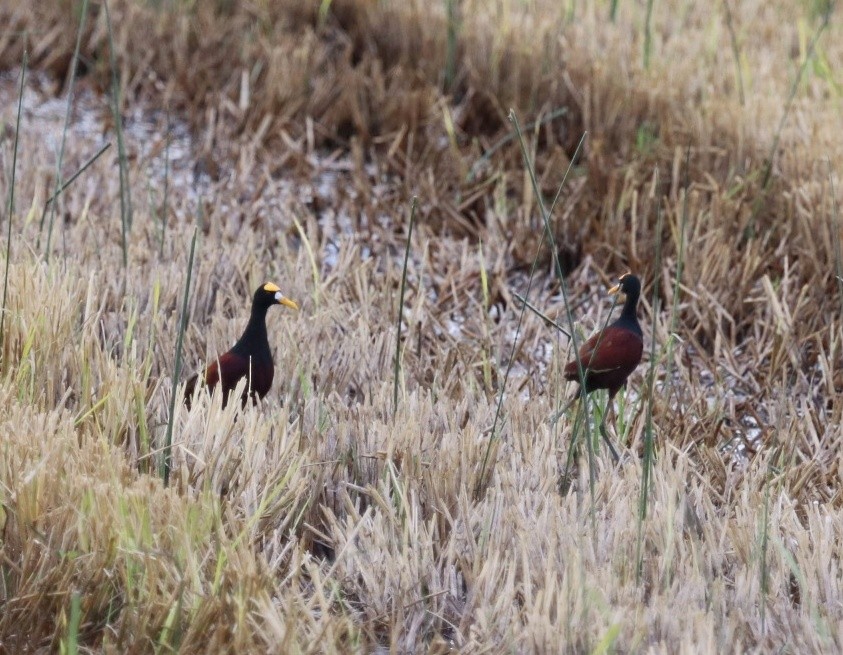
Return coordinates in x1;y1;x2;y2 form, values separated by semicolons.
184;282;298;408
552;273;643;461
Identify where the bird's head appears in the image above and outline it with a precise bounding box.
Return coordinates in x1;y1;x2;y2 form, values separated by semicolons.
608;272;641;299
253;282;299;311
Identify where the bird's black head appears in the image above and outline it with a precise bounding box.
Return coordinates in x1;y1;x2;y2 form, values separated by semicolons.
252;282;299;312
609;273;641;301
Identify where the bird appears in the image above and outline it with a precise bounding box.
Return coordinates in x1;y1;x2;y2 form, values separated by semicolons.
184;282;298;409
551;273;644;462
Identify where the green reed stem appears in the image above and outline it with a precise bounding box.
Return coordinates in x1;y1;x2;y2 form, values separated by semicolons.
0;52;27;368
41;0;89;261
393;197;417;419
162;228;198;486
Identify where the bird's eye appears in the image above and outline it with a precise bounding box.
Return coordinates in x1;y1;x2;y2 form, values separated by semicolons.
274;291;282;301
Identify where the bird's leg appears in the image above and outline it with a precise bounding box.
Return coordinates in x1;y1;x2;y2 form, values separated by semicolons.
598;398;621;464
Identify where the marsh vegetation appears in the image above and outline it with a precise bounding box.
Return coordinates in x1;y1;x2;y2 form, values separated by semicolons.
0;1;841;652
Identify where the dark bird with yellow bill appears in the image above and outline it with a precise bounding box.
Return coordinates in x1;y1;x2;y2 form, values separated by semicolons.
552;273;643;461
184;282;298;408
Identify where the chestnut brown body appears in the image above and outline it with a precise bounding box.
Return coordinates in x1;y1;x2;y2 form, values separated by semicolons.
564;325;643;399
564;274;643;399
184;283;297;409
554;274;644;462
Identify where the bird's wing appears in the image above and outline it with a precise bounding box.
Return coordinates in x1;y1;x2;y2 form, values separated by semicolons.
183;352;250;408
206;352;251;389
565;328;642;378
203;359;220;388
564;331;600;377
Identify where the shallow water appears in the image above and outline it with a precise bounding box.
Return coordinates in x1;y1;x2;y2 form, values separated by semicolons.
0;67;770;458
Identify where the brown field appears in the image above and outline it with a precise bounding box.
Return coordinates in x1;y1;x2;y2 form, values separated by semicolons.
0;0;841;652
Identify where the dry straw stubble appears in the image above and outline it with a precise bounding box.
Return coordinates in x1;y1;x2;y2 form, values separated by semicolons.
0;0;841;652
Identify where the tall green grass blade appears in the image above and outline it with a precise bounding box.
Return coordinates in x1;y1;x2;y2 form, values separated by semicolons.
37;142;111;263
663;145;690;392
507;117;599;459
291;213;320;306
829;163;843;308
41;0;90;262
393;196;417;418
0;52;27;369
162;227;198;486
467;107;567;183
504;116;602;522
157;583;185;652
103;0;133;268
643;0;655;69
62;591;81;655
509;121;588;402
636;199;664;584
722;1;746;106
41;143;112;214
160;109;171;258
476;119;587;496
478;240;493;391
317;0;334;28
512;292;571;337
610;0;620;21
477;221;548;495
759;461;772;634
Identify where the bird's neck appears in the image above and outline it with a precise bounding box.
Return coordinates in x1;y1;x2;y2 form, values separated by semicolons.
231;307;272;362
614;291;643;337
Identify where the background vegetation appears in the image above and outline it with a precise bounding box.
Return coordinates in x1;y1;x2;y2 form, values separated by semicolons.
0;0;841;652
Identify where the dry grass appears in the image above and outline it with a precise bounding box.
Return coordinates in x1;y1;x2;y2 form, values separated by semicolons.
0;0;841;652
